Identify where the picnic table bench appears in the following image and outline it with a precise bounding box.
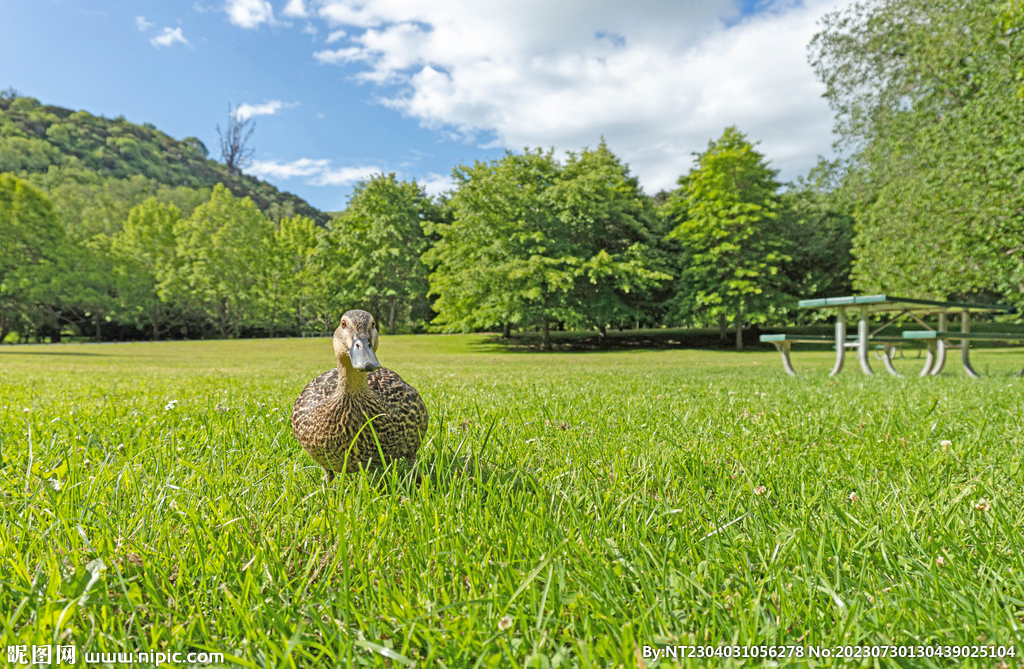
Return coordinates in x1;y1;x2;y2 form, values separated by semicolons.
760;294;1020;378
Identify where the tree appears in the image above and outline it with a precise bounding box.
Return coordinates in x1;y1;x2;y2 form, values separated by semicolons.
776;159;856;315
810;0;1024;306
168;184;273;338
259;215;323;337
328;174;438;335
111;198;182;340
426;150;564;347
665;127;789;350
549;142;671;336
217;104;255;176
0;173;63;342
427;145;669;350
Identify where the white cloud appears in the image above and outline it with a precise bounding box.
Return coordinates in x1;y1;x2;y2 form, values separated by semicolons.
418;172;454;196
150;27;189;48
135;16;154;31
326;29;346;43
312;46;366;65
314;165;383;186
234;100;299;120
248;158;381;186
282;0;308;18
225;0;274;29
268;0;849;189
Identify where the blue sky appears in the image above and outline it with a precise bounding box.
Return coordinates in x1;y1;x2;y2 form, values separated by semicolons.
1;0;844;212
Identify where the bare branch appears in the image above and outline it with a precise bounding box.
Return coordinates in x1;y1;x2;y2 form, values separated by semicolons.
217;103;256;175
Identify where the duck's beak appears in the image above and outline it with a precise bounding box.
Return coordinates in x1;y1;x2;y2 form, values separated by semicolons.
349;336;381;372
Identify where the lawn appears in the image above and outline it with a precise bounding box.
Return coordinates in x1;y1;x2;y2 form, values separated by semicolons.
1;336;1023;667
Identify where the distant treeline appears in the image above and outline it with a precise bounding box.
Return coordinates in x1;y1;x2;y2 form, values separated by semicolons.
2;0;1022;349
0;133;854;349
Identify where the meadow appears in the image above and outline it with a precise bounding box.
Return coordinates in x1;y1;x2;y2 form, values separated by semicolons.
2;335;1024;668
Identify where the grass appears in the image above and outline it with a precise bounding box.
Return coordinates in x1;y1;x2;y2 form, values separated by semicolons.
2;335;1024;667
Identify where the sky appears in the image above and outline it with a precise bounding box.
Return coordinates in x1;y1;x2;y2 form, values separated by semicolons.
0;0;848;211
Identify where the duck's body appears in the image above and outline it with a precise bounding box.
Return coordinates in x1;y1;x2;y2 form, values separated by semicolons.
291;310;428;480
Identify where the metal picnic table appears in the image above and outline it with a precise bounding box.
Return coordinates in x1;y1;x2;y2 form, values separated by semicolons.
760;294;1017;378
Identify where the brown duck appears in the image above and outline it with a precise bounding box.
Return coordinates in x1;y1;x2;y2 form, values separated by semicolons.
291;309;428;481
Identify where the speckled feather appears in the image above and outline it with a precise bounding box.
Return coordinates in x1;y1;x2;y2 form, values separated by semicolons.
291;366;428;474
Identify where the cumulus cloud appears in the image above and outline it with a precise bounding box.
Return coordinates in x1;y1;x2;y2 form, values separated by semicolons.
226;0;275;29
135;16;154;31
150;27;189;48
258;0;847;189
248;158;381;186
418;172;455;196
234;100;298;120
282;0;308;18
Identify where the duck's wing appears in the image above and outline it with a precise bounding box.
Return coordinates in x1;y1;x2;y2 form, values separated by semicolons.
292;368;339;437
368;367;429;436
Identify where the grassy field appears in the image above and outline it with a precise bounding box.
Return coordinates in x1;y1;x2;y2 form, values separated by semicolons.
2;336;1024;667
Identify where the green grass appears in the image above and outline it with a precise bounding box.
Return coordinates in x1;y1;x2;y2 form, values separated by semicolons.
2;336;1024;667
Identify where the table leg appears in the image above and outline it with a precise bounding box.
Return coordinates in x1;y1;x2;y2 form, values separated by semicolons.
881;343;901;376
773;342;797;377
830;308;846;377
920;340;936;376
961;311;980;378
858;306;874;375
929;312;947;375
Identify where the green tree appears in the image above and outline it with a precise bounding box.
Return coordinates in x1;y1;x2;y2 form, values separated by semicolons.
111;198;182;340
665;127;789;350
330;174;439;334
810;0;1024;306
427;145;669;350
0;173;63;342
776;159;856;315
426;150;564;346
259;215;323;337
551;143;672;336
168;184;273;338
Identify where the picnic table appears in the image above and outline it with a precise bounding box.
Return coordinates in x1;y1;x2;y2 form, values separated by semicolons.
759;295;1019;378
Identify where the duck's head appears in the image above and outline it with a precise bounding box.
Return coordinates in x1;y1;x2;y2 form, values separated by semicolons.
333;310;381;372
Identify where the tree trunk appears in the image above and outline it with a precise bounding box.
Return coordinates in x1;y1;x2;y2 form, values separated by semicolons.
0;315;10;345
218;301;229;339
502;322;511;338
152;317;160;342
541;316;551;352
268;284;276;340
597;324;606;337
388;296;397;335
94;315;102;343
735;302;744;351
719;313;727;341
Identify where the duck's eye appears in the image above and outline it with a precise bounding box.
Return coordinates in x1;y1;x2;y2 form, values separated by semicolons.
341;319;347;329
371;321;376;330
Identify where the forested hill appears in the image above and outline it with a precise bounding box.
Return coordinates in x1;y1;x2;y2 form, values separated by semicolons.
0;91;326;224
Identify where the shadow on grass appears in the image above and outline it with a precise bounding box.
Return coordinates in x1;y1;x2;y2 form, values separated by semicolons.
0;350;112;357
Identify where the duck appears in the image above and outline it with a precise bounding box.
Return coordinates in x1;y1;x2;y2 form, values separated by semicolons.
291;309;428;481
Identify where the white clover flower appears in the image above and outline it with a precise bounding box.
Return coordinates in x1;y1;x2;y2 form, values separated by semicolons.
164;400;179;411
754;486;767;496
497;616;514;632
940;440;952;448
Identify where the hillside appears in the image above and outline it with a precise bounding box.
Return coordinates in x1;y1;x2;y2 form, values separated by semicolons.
0;91;327;224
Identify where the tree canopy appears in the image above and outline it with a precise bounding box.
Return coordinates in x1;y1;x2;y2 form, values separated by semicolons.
426;144;670;350
663;127;789;349
810;0;1024;306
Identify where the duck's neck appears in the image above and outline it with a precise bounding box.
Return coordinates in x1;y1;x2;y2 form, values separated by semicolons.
337;357;369;397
